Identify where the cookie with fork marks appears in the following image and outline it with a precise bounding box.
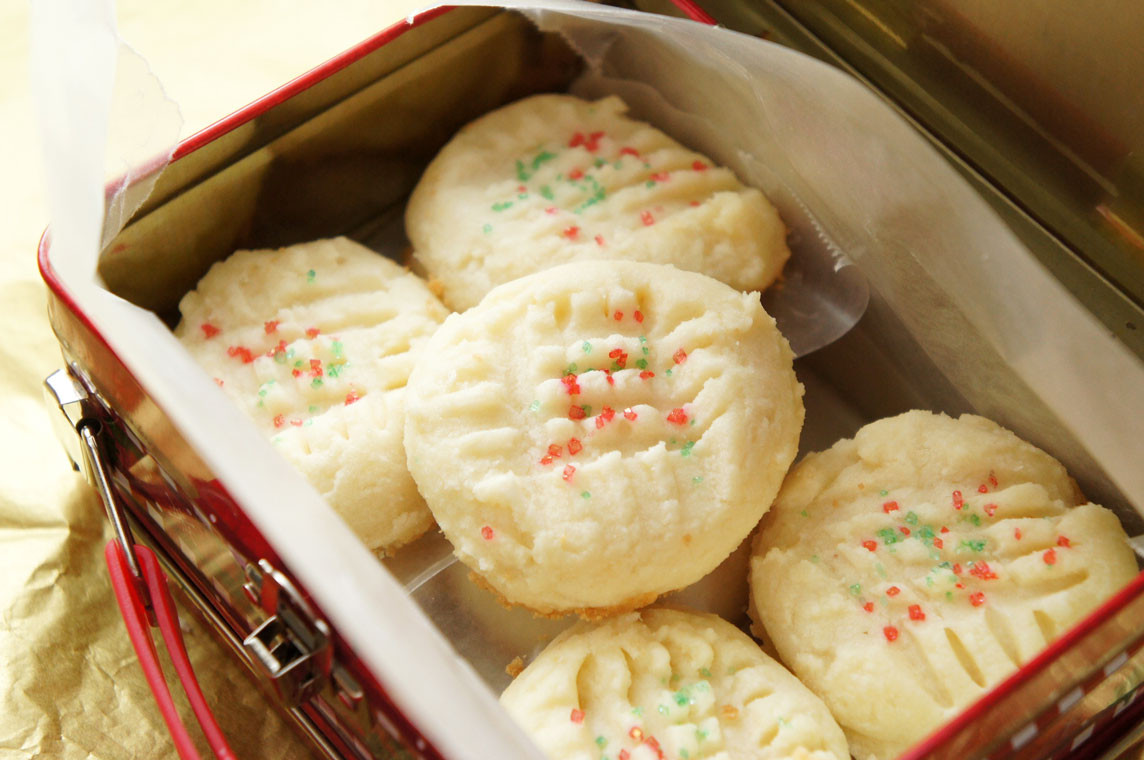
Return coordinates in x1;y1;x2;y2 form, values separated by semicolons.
404;261;804;616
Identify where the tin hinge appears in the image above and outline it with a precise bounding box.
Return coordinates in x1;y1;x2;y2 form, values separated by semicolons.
243;559;333;707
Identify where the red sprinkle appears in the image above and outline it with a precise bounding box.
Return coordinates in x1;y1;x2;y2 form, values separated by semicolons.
344;390;361;405
952;490;964;510
291;369;302;378
1043;548;1058;565
689;200;701;206
970;592;986;607
886;586;901;597
634;310;644;323
289;419;303;427
309;358;323;377
568;132;584;148
673;349;688;365
227;346;255;364
989;472;999;488
545;206;558;215
306;327;320;339
614;311;623;321
263;320;279;334
606;374;615;386
909;605;926;621
862;540;877;552
266;339;287;358
623;408;638;421
978;484;989;494
570;708;584;724
692;160;708;171
629;727;643;741
608;348;628;368
569;168;584;180
568;438;583;455
969;562;998;581
600;407;616;423
213;378;224;387
863;602;875;613
619;752;631;760
568;405;586;420
201;323;221;339
955;582;965;589
1015;528;1023;540
640;210;655;226
933;538;944;549
1057;535;1071;547
273;414;285;429
595;235;605;246
952;563;963;575
883;501;900;513
585;131;605;151
650;171;670;182
899;526;911;535
516;184;526;193
620;147;640;157
563;468;577;488
561;374;581;395
884;626;899;642
481;525;494;541
667;408;689;425
561;226;580;240
639;370;655;380
940;526;950;534
984;503;998;517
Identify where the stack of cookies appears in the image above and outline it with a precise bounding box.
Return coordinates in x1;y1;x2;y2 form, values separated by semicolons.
176;94;1137;760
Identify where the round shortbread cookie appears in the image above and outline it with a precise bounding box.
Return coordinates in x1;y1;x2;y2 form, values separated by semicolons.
403;260;804;615
749;411;1138;760
175;237;450;554
406;93;790;311
500;608;850;760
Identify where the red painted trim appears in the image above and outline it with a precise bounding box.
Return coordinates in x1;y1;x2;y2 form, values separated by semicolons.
899;568;1144;759
667;0;717;26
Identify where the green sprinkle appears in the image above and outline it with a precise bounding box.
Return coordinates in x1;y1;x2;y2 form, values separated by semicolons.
285;348;295;359
613;161;623;169
658;704;669;715
256;400;263;408
800;509;810;518
699;667;712;678
306;269;316;282
331;340;344;359
582;491;591;499
810;554;820;563
642;346;650;356
877;528;901;545
258;388;269;397
582;341;592;353
946;591;954;600
539;185;555;201
880;489;889;496
673;690;689;706
697;728;709;741
778;717;790;728
849;583;861;596
595;736;606;748
905;511;919;525
636;358;648;369
639;335;648;344
925;575;934;586
631;707;642;716
327;364;342;378
515;159;530;182
308;405;318;413
532;150;556;170
582;405;592;416
566;363;579;375
304;418;313;426
482;223;492;234
311;378;323;388
666;368;673;376
671;673;681;682
681;751;690;760
645;180;656;188
681;441;695;457
294;360;304;368
918;525;936;541
492;201;513;212
529;400;540;412
690;418;697;426
692;476;704;484
875;563;887;578
969;513;982;526
594;157;606;168
960;538;987;552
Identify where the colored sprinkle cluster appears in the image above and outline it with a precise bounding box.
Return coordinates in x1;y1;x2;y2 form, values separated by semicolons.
486;129;714;241
844;471;1076;644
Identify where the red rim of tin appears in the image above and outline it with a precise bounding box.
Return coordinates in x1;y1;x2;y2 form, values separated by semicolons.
36;1;1144;758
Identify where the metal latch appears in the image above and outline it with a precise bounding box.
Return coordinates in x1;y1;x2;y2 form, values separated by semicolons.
243;559;332;707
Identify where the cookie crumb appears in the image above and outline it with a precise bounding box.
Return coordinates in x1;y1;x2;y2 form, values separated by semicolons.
506;656;526;678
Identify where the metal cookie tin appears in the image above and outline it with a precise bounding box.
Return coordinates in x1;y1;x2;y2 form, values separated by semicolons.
38;2;1144;758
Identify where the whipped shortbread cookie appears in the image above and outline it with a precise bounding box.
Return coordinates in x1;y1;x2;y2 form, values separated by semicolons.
176;237;449;554
406;94;790;310
750;411;1138;760
404;260;804;616
501;608;849;760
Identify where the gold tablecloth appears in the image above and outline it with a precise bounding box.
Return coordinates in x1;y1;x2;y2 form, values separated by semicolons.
1;3;421;757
